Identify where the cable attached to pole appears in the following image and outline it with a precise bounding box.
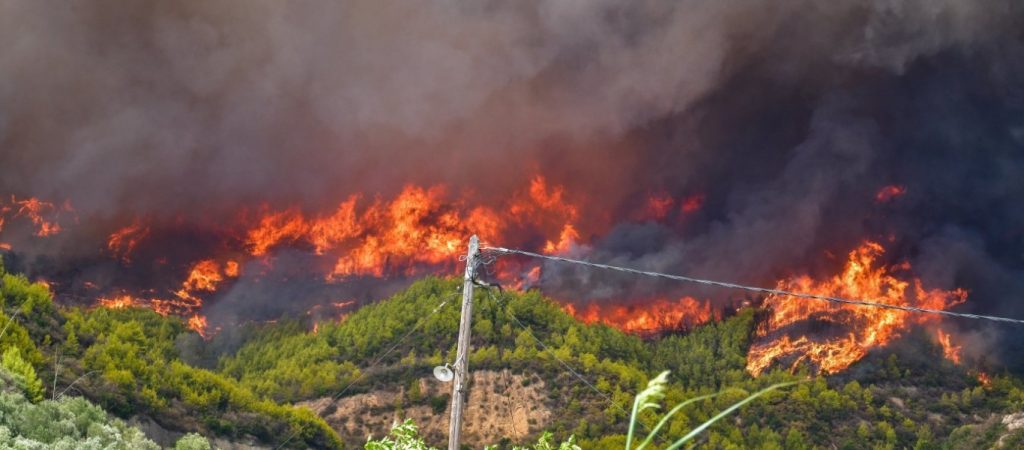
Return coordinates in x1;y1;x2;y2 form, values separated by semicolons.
481;246;1024;325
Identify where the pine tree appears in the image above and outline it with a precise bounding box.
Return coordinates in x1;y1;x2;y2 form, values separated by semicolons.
1;347;43;402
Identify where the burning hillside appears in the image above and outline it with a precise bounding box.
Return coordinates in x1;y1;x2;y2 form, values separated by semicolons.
0;179;986;376
2;0;1024;376
746;241;967;375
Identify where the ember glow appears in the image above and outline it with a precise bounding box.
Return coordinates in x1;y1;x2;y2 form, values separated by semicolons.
875;185;907;202
98;295;138;310
978;372;992;387
746;242;967;375
680;193;705;214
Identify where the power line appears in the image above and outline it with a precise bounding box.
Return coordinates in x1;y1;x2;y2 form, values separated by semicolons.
275;291;456;449
481;246;1024;325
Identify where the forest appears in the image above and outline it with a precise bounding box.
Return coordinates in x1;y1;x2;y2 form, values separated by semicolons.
0;263;1022;449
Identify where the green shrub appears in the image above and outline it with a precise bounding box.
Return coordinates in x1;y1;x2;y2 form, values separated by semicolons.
1;347;43;402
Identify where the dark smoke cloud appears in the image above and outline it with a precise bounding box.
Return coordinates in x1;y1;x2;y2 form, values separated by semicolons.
2;0;1017;214
3;1;1024;365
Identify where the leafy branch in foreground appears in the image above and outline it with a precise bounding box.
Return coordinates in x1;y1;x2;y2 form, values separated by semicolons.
365;370;796;450
628;370;799;450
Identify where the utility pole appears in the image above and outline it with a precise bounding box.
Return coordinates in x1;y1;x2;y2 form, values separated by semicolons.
448;235;478;450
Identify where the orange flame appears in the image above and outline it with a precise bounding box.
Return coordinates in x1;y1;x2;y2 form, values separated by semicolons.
543;224;579;255
80;176;579;333
241;176;577;280
564;297;718;334
641;192;675;221
169;259;240;314
14;197;62;236
97;259;239;338
108;220;150;262
187;315;211;338
99;295;139;309
0;196;66;241
179;260;228;293
978;371;992;387
746;241;967;375
936;329;962;364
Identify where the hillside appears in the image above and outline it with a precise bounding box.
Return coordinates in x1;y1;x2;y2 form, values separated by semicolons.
1;264;1023;448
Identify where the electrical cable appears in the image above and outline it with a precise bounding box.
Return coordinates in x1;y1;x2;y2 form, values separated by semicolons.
481;246;1024;325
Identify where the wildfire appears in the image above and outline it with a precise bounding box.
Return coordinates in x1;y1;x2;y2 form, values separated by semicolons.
187;315;211;338
642;192;675;221
746;241;967;375
167;259;240;314
14;197;63;236
12;177;975;377
0;196;67;241
308;300;357;334
99;295;139;309
73;175;584;339
179;260;232;293
565;297;718;334
936;329;962;364
875;185;907;202
978;371;992;387
108;220;151;262
543;224;579;255
240;176;578;280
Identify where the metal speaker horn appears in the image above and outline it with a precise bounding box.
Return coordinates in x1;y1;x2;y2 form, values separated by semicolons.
433;364;454;383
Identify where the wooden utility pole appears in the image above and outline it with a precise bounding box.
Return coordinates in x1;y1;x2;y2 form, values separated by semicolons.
448;235;479;450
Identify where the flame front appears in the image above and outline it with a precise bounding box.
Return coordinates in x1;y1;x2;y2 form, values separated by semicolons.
565;297;718;334
746;241;967;375
1;181;976;368
84;176;580;336
243;177;578;280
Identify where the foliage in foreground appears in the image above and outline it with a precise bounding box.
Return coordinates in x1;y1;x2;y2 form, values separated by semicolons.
366;370;796;450
365;419;580;450
0;261;343;449
0;364;215;449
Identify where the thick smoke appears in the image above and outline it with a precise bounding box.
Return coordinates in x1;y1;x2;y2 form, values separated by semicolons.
2;0;1016;214
2;1;1024;365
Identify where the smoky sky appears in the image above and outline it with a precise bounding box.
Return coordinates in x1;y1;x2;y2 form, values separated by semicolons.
3;1;1024;365
1;0;1018;213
